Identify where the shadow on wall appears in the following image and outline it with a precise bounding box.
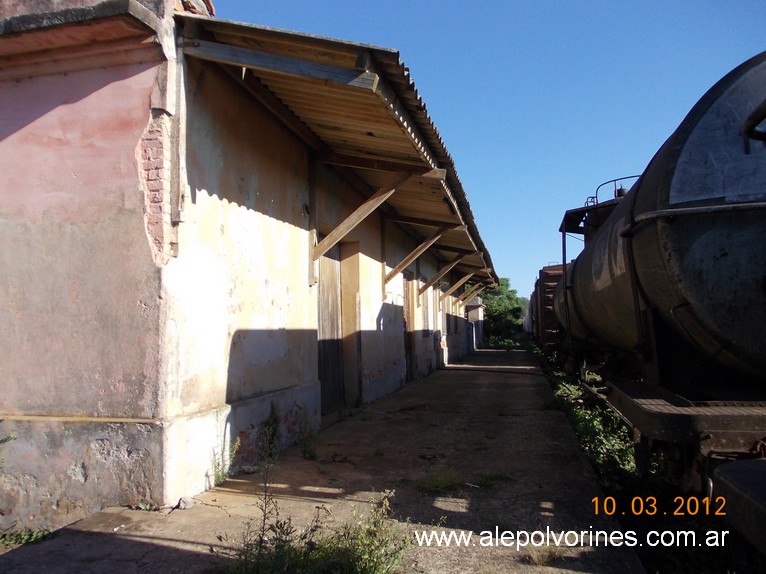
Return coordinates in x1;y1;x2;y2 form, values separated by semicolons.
210;347;594;550
0;63;157;141
221;308;471;474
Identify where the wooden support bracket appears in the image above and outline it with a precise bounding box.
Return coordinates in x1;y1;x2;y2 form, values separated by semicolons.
319;153;446;180
418;253;466;295
183;39;379;91
384;226;450;285
458;283;485;304
313;171;411;260
440;273;474;301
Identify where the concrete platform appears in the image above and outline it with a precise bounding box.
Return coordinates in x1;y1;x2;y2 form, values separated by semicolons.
0;349;645;573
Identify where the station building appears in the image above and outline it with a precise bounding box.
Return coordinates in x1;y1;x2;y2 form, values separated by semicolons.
0;0;497;529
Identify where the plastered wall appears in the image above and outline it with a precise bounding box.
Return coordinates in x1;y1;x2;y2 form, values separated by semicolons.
0;61;167;529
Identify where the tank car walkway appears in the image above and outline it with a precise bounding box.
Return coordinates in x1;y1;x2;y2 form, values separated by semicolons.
0;349;644;573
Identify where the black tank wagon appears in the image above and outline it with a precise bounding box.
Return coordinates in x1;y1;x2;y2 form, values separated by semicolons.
533;51;766;557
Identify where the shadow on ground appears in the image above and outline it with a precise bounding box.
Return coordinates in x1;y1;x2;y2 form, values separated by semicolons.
0;350;645;573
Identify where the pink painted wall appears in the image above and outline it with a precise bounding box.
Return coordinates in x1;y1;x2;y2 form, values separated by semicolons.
0;63;163;418
0;61;167;529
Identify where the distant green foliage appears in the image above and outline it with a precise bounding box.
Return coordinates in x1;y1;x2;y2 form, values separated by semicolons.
481;278;529;348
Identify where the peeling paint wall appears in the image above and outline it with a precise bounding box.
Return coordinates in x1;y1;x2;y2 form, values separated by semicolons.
0;0;174;20
0;420;162;529
1;9;478;531
159;59;321;501
0;56;167;528
138;111;174;265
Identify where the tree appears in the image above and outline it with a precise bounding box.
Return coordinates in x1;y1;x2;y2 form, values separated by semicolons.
479;278;528;347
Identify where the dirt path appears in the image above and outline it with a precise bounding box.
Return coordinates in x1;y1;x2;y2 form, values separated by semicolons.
0;349;644;573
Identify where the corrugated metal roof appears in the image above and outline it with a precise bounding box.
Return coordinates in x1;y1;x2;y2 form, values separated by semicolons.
177;13;498;287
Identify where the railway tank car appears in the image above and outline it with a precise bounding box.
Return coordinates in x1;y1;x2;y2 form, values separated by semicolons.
554;51;766;388
545;52;766;552
553;52;766;560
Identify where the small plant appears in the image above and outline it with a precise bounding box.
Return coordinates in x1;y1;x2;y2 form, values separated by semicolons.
473;473;514;489
213;435;241;487
527;542;564;566
550;378;636;484
0;527;49;547
414;474;463;495
225;489;409;574
300;411;317;461
309;491;410;574
136;500;158;512
257;403;281;476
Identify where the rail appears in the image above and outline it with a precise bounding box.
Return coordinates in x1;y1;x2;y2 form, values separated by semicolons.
619;200;766;237
588;175;641;205
742;98;766;144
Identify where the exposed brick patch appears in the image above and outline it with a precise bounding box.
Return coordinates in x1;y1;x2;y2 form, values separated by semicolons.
137;111;172;266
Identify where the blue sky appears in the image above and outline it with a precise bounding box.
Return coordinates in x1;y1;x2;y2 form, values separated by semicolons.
210;1;766;298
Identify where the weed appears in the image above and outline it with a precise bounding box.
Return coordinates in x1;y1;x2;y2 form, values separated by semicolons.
136;500;158;512
414;474;463;495
213;435;241;487
473;473;515;489
546;375;635;485
0;527;49;547
300;413;318;461
257;403;281;476
225;489;409;574
527;542;564;566
535;347;734;573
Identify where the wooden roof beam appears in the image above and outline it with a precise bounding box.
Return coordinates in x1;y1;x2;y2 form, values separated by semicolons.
183;39;380;91
384;226;451;285
319;153;445;180
418;253;465;295
431;245;481;256
440;273;474;301
456;265;492;273
458;283;485;304
313;171;411;260
387;215;463;228
359;52;439;169
219;65;329;153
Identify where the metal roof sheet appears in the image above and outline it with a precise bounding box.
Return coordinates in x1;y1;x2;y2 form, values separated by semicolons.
177;13;498;286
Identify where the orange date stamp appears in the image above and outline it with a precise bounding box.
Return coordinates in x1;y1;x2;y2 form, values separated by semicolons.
591;496;727;517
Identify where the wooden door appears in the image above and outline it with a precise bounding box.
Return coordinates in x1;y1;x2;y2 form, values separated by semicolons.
403;271;415;381
318;243;344;415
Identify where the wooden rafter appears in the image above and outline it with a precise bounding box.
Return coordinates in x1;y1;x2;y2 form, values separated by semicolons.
431;245;481;256
319;153;446;180
313;171;411;260
183;39;380;91
359;52;439;169
384;226;451;285
458;283;485;304
418;253;466;295
388;215;463;228
440;273;474;301
220;66;328;153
